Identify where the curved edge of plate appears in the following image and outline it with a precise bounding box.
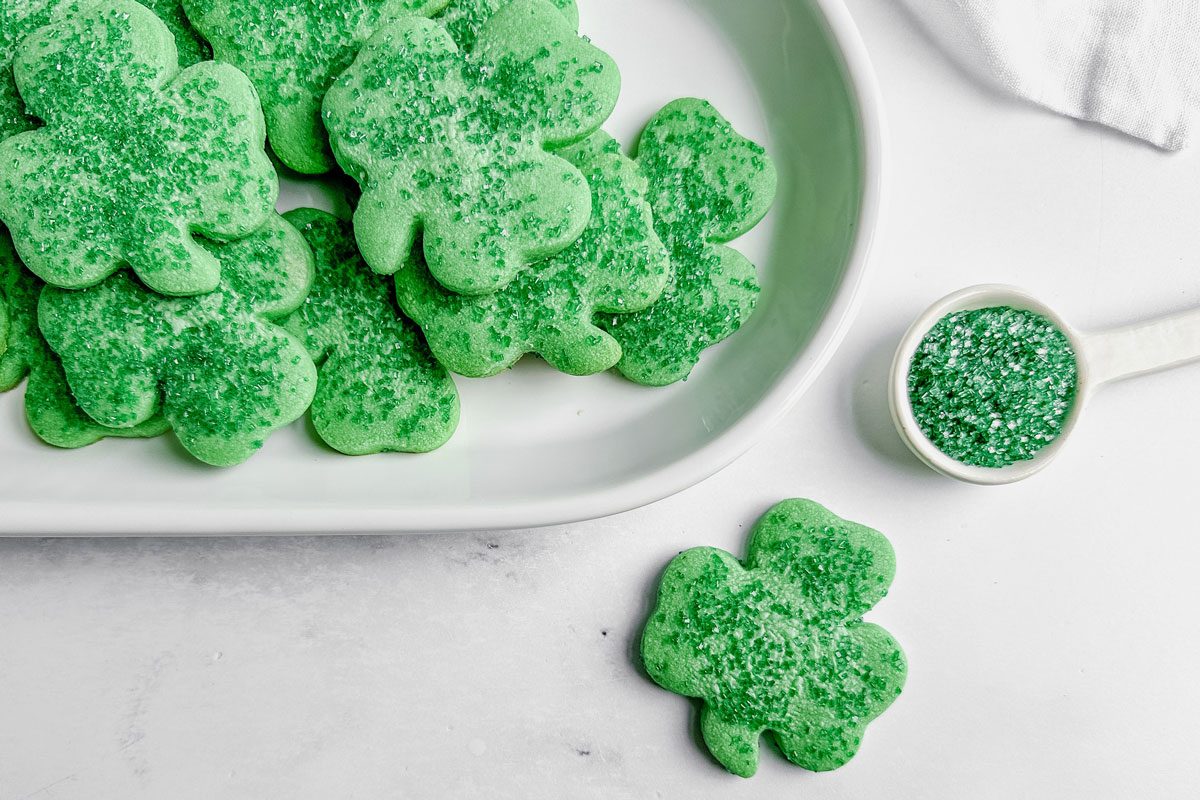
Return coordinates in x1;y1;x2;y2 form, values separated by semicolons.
2;0;887;536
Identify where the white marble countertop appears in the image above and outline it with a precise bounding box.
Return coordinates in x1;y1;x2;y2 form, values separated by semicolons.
5;1;1200;797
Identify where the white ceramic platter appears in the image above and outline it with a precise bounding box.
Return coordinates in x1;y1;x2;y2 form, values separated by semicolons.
0;0;882;534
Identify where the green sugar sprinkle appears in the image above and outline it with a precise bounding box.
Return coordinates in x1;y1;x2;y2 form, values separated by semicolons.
908;305;1079;469
439;0;578;51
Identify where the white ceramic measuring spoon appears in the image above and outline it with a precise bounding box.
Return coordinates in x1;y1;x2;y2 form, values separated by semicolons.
889;284;1200;485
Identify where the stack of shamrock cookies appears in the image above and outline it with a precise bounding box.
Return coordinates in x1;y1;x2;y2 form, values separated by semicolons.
0;0;778;466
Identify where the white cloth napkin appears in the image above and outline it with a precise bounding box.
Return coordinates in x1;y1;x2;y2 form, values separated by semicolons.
898;0;1200;150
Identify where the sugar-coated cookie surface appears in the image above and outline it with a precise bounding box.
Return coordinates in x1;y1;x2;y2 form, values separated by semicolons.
0;284;7;358
283;209;460;456
139;0;211;66
324;0;619;295
182;0;448;175
436;0;576;50
0;0;209;141
396;132;669;377
602;99;777;386
39;215;317;467
0;0;276;296
1;230;169;448
642;499;906;778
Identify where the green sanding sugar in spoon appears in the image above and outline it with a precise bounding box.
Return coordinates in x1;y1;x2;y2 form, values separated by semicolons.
908;306;1078;468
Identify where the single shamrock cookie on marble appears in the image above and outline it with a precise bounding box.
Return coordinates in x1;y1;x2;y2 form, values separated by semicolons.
0;0;276;296
436;0;576;50
1;230;169;448
602;99;777;386
182;0;449;175
324;0;620;295
642;499;906;778
39;215;317;467
396;132;669;377
0;0;209;141
282;208;459;455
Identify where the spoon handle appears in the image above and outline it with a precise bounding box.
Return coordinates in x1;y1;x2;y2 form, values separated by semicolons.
1082;307;1200;386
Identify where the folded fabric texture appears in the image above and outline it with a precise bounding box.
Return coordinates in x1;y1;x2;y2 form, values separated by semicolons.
898;0;1200;150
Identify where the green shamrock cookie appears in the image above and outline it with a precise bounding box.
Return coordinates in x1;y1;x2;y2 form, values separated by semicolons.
182;0;449;175
0;0;277;296
39;215;317;467
282;208;459;455
395;132;669;377
602;99;777;386
0;230;169;448
324;0;620;295
437;0;576;50
642;499;906;778
0;0;209;141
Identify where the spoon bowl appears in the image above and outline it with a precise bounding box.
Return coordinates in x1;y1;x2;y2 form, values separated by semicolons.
889;285;1090;485
892;283;1200;484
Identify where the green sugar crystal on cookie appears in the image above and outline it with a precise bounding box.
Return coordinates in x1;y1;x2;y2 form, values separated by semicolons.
0;286;7;357
182;0;449;175
140;0;211;67
39;215;317;467
602;99;777;386
0;0;209;141
0;0;277;296
437;0;576;50
282;208;459;455
324;0;620;295
1;230;168;448
396;132;670;377
642;499;906;778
